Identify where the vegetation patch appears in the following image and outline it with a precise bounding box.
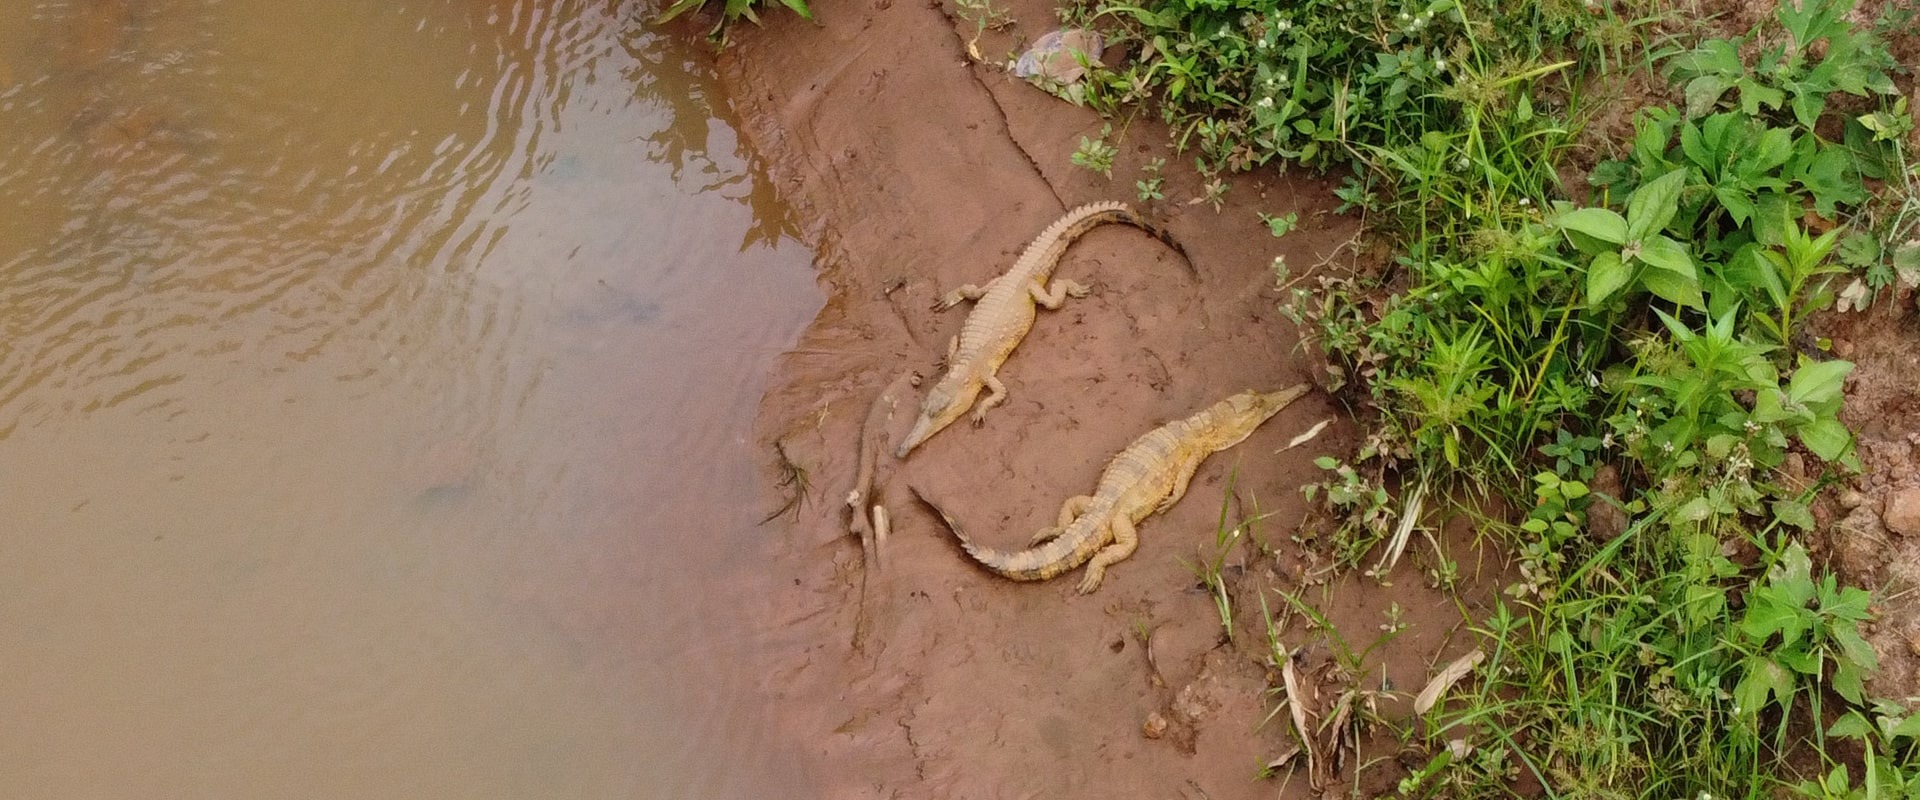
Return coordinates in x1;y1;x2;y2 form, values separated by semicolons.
1066;0;1920;794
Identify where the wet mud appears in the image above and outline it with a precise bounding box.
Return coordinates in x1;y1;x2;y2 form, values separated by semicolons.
714;0;1493;795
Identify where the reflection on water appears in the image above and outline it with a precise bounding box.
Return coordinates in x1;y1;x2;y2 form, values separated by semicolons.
0;1;820;796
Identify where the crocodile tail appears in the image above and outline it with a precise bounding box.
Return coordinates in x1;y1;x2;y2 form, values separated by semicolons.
1044;201;1189;271
1108;204;1189;265
910;484;1088;582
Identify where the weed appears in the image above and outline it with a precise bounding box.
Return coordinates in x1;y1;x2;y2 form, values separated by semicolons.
1135;156;1166;202
1260;211;1299;239
1061;0;1910;789
658;0;813;41
1071;123;1119;177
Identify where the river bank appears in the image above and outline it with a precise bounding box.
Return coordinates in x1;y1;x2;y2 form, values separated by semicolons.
709;0;1496;795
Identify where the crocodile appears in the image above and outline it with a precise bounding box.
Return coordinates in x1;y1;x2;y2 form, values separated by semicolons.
915;384;1309;593
895;201;1185;457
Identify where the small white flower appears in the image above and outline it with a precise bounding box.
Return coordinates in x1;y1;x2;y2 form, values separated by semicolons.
1518;197;1530;206
1277;18;1292;31
1434;58;1447;72
1256;37;1269;49
1217;24;1231;38
1256;96;1275;109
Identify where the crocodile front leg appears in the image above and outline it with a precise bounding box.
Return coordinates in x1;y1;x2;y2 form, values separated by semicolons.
1156;456;1204;514
936;276;1000;310
970;374;1006;425
1077;515;1139;594
1029;278;1090;310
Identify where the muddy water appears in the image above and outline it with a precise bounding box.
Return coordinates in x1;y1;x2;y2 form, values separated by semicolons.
0;1;819;796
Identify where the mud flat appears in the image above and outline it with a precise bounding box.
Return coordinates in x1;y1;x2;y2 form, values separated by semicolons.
710;0;1493;795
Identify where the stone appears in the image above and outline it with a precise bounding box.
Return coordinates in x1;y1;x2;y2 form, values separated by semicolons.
1587;464;1628;542
1141;712;1168;740
1885;487;1920;537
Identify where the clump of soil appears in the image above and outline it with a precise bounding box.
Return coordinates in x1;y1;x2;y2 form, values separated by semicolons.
713;0;1489;795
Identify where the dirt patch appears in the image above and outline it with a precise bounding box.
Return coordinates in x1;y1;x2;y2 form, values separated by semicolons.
1806;301;1920;700
710;0;1491;796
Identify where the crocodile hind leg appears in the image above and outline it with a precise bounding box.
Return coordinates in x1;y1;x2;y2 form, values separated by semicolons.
936;276;1000;311
969;374;1006;425
1076;515;1139;594
1030;495;1095;545
1029;278;1091;309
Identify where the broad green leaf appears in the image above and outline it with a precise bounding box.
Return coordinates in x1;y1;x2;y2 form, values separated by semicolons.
1790;87;1826;130
1775;543;1816;601
1787;358;1852;406
1891;713;1920;739
1680;118;1711;169
1753;192;1792;247
1747;125;1796;173
1834;625;1879;673
1828;711;1874;740
1735;655;1793;715
1642;266;1707;310
1683;75;1730;118
1557;207;1628;245
1835;660;1867;704
1586;252;1632;307
1626;168;1688;241
1637;235;1698;278
1714;185;1757;226
1673;495;1715;523
1798;416;1853;461
1684;583;1726;627
1798;144;1869;216
1752;389;1791;423
1778;0;1847;47
1738;78;1785;115
1773;499;1815;530
1671;39;1743;79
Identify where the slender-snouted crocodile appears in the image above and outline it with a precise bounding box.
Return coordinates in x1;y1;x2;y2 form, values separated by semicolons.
917;384;1309;593
895;201;1185;457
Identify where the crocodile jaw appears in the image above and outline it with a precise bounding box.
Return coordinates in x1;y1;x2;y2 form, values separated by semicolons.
896;376;979;457
1202;385;1310;447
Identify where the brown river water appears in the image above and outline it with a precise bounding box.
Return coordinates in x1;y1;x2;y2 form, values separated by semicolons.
0;1;821;796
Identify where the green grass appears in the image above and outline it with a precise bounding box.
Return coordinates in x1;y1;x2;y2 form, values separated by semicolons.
1066;0;1920;793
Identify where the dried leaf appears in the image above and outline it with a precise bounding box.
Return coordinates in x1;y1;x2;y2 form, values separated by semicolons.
1278;418;1334;452
1414;649;1485;715
1280;654;1321;790
1836;278;1869;313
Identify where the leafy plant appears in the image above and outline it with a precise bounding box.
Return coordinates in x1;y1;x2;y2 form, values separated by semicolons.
1071;123;1119;177
1557;167;1703;309
1667;0;1898;127
1734;543;1876;738
1135;156;1167;201
657;0;813;39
